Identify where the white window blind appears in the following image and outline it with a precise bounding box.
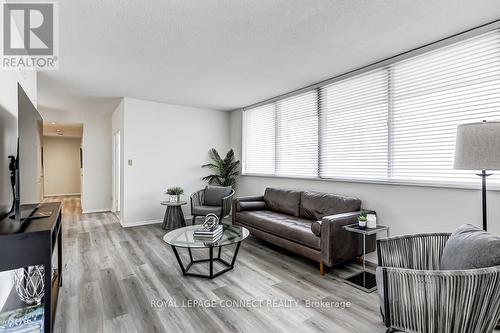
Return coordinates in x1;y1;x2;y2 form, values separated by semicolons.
392;30;500;184
243;104;275;175
320;69;389;179
242;28;500;187
276;91;318;177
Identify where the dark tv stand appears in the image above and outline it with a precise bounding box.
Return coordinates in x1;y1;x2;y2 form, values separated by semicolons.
0;202;62;332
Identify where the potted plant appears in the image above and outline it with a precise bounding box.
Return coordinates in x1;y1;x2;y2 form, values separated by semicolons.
165;186;184;203
358;210;367;229
202;148;240;187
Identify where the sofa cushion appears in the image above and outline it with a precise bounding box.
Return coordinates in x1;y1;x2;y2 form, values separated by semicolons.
239;201;266;211
263;188;301;217
205;185;232;206
192;205;222;216
300;191;361;220
235;210;320;250
440;224;500;270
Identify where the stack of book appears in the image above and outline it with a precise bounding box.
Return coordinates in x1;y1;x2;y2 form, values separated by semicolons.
193;224;223;242
0;304;43;332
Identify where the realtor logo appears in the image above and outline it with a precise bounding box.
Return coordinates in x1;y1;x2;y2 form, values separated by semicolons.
1;1;59;69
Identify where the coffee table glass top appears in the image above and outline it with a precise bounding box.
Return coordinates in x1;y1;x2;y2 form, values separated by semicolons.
163;224;249;248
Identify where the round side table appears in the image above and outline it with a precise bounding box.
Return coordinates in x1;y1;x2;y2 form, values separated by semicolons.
161;201;187;230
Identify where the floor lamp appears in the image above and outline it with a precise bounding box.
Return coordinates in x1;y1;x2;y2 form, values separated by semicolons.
454;121;500;231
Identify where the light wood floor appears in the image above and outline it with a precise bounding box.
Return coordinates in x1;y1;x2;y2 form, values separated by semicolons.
50;196;386;333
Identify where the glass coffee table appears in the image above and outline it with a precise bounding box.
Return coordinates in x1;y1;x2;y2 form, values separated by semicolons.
163;224;249;279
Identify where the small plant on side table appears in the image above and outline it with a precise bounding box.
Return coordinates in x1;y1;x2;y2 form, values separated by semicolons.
358;210;367;229
165;186;184;203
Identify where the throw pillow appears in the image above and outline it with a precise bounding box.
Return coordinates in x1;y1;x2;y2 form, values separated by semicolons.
440;223;500;270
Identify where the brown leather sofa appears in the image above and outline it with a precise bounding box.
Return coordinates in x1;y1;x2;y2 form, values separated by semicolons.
232;188;375;275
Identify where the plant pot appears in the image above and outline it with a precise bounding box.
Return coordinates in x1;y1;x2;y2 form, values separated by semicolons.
358;220;366;229
176;194;181;203
169;195;177;203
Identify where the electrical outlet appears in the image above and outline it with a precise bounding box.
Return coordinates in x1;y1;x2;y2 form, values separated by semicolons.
128;159;133;166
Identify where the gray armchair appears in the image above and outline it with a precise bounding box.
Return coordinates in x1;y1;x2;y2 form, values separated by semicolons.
377;233;500;333
190;185;235;225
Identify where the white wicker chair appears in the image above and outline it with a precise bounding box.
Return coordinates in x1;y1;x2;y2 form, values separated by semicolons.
377;233;500;333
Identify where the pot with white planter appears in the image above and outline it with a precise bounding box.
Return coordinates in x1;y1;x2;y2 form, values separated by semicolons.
358;211;367;229
165;186;184;203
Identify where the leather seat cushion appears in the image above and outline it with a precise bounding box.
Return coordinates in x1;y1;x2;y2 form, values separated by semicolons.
300;191;361;220
235;210;320;250
192;205;221;216
264;188;301;217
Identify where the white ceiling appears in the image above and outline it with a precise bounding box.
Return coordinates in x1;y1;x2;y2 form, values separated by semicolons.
37;0;500;113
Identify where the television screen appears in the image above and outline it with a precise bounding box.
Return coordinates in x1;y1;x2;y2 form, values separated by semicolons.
16;84;44;223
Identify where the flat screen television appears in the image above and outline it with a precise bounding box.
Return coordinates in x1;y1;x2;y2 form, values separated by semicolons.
0;84;43;234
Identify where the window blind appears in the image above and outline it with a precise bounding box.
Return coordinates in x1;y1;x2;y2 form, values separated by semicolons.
242;104;275;175
392;30;500;184
276;91;318;177
320;69;389;179
242;28;500;187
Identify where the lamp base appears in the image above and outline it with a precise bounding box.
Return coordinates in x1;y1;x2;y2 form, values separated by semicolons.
475;170;492;231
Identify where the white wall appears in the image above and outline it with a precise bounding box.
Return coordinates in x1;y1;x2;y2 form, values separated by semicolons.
43;136;82;196
229;109;500;259
0;69;37;310
114;97;229;226
39;107;112;213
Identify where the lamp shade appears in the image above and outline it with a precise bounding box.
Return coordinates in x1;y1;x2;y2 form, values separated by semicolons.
454;121;500;170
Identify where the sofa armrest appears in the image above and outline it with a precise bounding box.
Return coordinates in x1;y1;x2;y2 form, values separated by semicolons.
320;210;376;267
232;195;265;225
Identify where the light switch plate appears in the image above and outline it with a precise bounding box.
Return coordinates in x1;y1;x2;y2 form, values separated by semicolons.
128;159;133;166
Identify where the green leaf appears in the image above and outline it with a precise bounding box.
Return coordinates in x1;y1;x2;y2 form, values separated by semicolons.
201;148;241;187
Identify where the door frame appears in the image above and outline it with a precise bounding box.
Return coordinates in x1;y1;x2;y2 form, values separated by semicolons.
112;130;121;214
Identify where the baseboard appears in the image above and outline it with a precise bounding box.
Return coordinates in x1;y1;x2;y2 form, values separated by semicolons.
121;219;162;228
44;193;81;197
82;208;112;214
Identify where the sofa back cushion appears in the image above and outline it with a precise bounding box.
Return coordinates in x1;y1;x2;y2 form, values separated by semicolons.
440;224;500;270
205;185;232;206
299;191;361;220
263;188;301;217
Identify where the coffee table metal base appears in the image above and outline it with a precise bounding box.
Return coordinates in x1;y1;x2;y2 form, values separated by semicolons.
170;243;241;279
